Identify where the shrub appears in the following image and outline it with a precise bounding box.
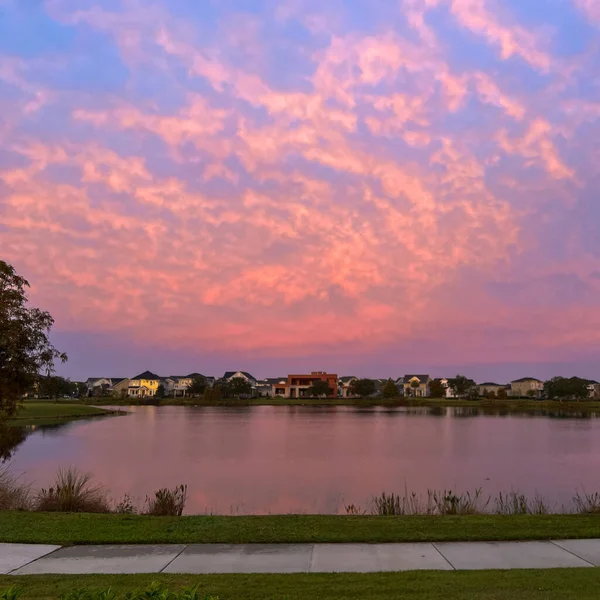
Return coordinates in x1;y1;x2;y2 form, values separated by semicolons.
144;484;187;516
35;467;110;513
0;586;23;600
0;466;30;511
114;493;138;515
573;491;600;514
429;488;489;515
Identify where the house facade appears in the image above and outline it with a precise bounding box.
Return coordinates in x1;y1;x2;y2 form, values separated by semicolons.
283;372;338;398
587;381;600;398
510;377;544;398
86;377;125;397
338;376;358;398
256;377;287;397
400;374;431;397
128;371;161;397
223;371;257;387
112;378;130;396
478;382;505;396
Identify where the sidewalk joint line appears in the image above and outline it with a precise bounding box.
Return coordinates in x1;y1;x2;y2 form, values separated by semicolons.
432;543;456;571
7;545;64;576
159;544;189;573
549;541;595;567
308;544;315;573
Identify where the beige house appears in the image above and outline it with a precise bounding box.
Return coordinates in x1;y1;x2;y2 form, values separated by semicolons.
510;377;544;398
401;374;431;397
112;378;130;397
478;382;505;396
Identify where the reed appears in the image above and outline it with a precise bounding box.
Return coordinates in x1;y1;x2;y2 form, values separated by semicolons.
144;485;187;517
0;466;30;511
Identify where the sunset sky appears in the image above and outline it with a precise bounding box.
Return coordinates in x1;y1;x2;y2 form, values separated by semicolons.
1;0;600;382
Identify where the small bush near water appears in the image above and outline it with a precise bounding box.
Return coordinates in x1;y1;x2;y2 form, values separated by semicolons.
144;485;188;516
36;467;110;513
1;583;218;599
0;466;30;511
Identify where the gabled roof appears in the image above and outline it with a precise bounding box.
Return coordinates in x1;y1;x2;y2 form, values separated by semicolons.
185;373;206;379
223;371;255;380
339;376;357;383
403;374;430;383
132;371;161;380
588;380;599;385
263;377;287;385
511;377;542;383
479;382;503;387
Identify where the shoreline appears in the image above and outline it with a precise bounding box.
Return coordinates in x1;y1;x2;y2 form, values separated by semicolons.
82;396;600;412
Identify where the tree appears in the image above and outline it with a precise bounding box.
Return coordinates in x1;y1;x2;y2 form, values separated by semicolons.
307;379;333;397
38;375;75;399
229;376;252;397
544;377;590;401
76;382;88;397
526;389;536;399
0;261;66;420
202;386;212;403
155;383;165;399
410;380;420;397
349;378;376;397
450;374;476;399
429;379;446;398
188;377;206;396
487;390;497;400
211;384;223;403
497;387;508;399
381;379;398;398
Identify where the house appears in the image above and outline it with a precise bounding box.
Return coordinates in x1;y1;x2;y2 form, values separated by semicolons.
222;371;257;388
163;375;199;397
587;380;600;398
86;378;126;397
281;372;338;398
256;378;287;397
400;374;431;397
338;376;358;398
128;371;161;397
478;382;505;396
112;378;130;397
510;377;544;398
432;378;457;398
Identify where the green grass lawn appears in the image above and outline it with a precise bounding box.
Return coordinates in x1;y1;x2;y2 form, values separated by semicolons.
3;513;600;545
2;570;600;599
10;402;122;426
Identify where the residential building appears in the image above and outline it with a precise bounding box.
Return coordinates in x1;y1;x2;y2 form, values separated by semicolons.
256;377;287;397
587;380;600;398
86;377;126;397
338;376;358;398
400;374;431;397
284;372;338;398
112;378;130;397
163;375;201;397
222;371;257;388
128;371;161;397
510;377;544;398
478;382;505;396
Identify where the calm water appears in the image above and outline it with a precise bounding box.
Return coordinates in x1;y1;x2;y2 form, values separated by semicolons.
5;405;600;514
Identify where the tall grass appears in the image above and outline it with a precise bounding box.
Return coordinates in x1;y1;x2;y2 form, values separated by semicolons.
144;485;187;516
0;466;30;511
573;491;600;514
35;467;110;513
0;586;23;600
495;491;551;515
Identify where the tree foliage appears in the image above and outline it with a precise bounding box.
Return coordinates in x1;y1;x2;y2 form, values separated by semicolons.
0;260;66;419
188;377;206;396
497;387;508;399
307;379;333;397
349;378;376;397
38;375;76;399
381;379;398;398
429;379;446;398
450;374;476;398
155;383;166;398
228;376;252;397
544;377;590;401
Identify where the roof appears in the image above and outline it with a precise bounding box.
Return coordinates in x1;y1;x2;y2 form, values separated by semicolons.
479;382;503;387
185;373;206;379
263;377;287;385
223;371;255;380
511;377;543;383
403;374;430;382
132;371;161;380
339;376;357;383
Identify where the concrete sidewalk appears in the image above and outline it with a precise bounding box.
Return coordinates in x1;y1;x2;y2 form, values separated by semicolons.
2;540;600;575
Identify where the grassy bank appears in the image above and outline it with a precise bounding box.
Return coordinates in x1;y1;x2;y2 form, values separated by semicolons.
3;512;600;545
81;396;600;412
3;570;600;600
10;403;123;426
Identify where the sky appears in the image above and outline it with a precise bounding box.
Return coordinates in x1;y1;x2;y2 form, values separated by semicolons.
1;0;600;383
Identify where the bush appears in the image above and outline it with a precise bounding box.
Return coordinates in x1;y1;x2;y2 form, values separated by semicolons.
35;467;110;513
144;484;187;516
0;466;30;511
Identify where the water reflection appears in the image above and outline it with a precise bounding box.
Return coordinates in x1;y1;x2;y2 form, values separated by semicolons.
0;424;30;462
5;405;600;514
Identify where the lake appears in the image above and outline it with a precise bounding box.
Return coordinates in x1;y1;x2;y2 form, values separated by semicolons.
5;405;600;514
